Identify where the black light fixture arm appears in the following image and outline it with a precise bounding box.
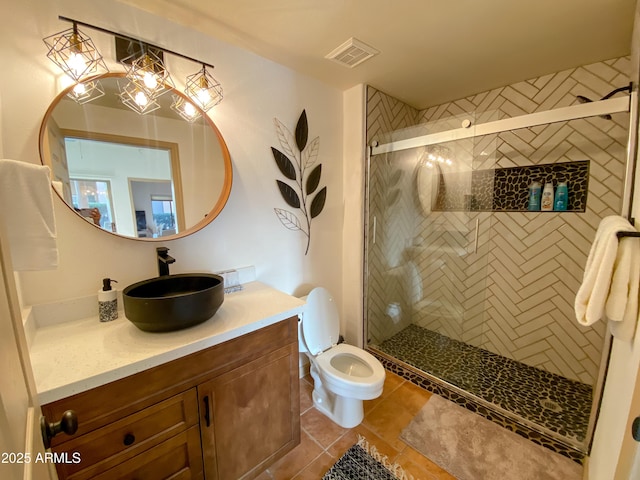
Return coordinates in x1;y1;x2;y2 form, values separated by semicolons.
58;15;215;69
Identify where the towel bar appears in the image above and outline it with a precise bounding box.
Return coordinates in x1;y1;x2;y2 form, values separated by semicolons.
616;231;640;239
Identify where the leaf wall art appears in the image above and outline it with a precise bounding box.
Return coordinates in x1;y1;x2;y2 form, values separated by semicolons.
271;110;326;255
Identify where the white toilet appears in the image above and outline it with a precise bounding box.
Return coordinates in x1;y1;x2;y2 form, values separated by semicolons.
299;287;386;428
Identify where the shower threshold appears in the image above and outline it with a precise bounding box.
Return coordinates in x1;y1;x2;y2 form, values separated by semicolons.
371;324;592;462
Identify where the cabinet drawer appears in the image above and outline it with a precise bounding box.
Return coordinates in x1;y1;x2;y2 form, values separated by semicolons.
54;389;198;480
91;426;203;480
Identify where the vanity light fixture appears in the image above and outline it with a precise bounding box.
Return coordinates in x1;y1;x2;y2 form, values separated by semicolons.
66;79;105;104
44;16;224;118
43;22;108;82
170;95;201;122
184;65;223;112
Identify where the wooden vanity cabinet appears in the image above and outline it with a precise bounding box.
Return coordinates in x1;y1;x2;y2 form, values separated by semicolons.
41;317;300;480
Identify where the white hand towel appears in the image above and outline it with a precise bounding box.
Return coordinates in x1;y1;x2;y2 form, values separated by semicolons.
607;225;640;341
575;216;635;326
0;159;58;270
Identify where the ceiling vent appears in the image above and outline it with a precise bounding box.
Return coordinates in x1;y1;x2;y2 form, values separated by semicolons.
325;37;379;68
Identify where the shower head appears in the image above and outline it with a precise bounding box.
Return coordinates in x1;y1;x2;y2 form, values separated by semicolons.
602;85;631;100
574;84;631;120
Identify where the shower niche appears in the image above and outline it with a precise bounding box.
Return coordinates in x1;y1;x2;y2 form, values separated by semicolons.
433;160;590;212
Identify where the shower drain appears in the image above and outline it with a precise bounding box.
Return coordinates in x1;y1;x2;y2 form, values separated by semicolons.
539;399;563;413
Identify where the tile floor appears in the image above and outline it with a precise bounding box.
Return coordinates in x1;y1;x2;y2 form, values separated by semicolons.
257;371;456;480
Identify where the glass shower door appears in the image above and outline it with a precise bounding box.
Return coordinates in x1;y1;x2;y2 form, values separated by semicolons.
366;124;495;392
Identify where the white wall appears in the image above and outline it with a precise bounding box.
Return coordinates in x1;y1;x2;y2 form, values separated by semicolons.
342;84;367;346
0;0;344;310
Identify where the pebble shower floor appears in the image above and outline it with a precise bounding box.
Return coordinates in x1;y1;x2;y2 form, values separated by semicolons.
374;324;592;459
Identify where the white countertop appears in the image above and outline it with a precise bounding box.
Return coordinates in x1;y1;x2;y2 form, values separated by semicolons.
29;282;305;405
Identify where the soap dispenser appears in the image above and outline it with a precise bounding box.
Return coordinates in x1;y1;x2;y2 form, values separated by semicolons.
98;278;118;322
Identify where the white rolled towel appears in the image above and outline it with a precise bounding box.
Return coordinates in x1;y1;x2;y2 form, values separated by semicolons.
575;216;635;327
0;159;58;271
606;222;640;341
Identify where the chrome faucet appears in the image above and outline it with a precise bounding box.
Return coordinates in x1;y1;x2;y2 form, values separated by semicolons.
157;247;175;276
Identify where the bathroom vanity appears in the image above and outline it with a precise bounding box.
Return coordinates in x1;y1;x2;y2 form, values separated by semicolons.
28;282;305;480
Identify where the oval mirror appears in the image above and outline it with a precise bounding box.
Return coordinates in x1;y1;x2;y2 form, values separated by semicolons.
39;73;232;241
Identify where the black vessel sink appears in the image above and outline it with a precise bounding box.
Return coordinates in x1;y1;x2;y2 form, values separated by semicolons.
123;273;224;332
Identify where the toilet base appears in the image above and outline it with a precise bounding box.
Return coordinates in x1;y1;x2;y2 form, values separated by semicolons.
312;388;364;429
308;362;365;428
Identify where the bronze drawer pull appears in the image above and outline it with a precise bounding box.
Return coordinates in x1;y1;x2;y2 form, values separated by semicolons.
123;433;136;446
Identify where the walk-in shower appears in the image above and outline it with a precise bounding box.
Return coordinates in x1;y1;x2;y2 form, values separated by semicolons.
364;85;632;461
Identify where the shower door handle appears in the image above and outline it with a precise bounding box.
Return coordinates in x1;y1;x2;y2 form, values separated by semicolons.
473;218;479;254
372;216;377;244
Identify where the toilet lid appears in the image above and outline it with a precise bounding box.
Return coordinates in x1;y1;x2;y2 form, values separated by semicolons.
303;287;339;355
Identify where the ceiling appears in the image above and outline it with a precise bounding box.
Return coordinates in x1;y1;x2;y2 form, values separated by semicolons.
118;0;636;109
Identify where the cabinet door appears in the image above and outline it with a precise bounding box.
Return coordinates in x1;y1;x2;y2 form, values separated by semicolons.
199;344;300;480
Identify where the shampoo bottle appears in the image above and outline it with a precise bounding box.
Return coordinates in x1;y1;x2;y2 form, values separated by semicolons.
554;182;568;211
540;182;554;211
528;182;541;211
98;278;118;322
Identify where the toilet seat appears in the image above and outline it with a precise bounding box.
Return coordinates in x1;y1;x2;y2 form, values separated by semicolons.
302;287;340;355
315;344;385;400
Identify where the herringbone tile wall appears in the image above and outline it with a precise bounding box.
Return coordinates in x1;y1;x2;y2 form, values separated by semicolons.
366;57;630;385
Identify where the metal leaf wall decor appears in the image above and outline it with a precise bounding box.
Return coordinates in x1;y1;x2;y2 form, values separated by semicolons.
272;109;326;255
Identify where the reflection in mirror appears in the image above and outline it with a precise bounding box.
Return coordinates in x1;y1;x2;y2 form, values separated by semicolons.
39;73;232;241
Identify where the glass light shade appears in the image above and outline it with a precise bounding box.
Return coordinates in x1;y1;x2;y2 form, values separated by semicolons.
43;26;108;81
184;66;223;111
170;95;202;123
118;80;160;115
124;50;174;99
66;80;105;104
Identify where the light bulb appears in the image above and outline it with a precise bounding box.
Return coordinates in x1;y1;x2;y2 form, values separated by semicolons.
73;83;87;96
134;90;148;106
142;71;158;90
183;102;197;118
67;51;87;77
196;88;211;106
